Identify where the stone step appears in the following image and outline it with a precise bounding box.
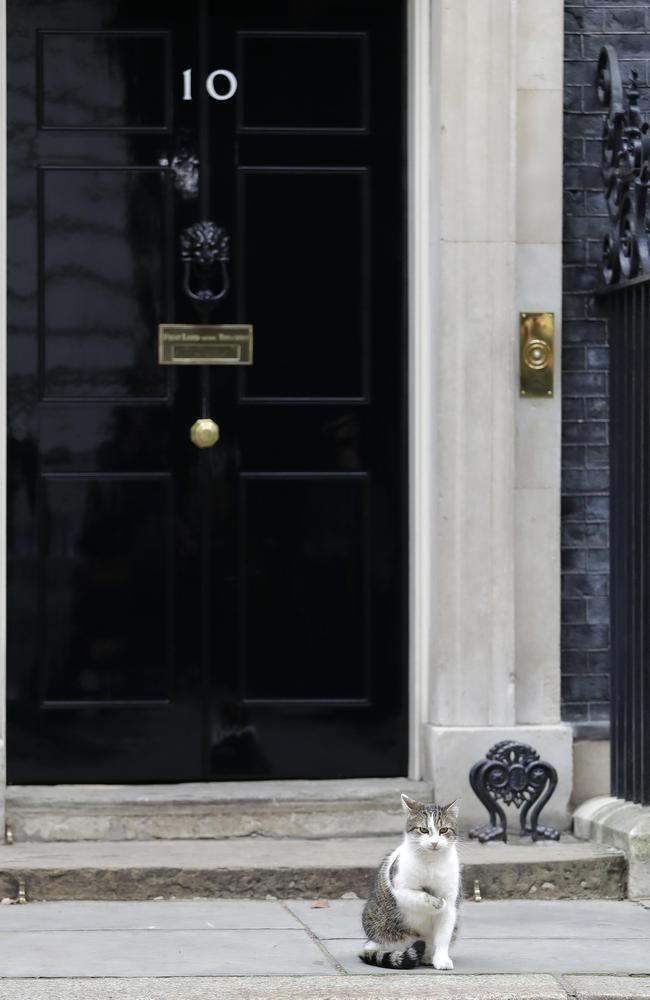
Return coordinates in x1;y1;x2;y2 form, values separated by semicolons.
5;779;431;842
0;835;626;902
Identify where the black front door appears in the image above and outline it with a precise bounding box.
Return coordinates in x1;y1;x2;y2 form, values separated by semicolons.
7;0;406;783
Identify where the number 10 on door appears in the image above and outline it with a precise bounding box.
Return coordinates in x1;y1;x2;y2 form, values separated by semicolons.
182;68;238;102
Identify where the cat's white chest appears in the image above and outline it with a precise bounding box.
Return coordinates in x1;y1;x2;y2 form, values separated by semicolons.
395;845;460;901
421;855;459;899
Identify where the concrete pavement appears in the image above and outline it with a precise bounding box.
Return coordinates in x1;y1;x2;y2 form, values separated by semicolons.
0;898;648;997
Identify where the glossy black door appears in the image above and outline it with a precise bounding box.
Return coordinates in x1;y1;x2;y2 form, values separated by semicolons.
7;0;406;782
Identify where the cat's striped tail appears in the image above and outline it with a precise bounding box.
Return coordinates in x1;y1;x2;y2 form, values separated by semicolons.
359;939;425;969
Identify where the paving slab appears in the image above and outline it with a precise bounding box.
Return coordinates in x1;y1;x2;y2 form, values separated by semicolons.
0;900;301;931
310;900;650;976
291;899;650;976
0;899;646;981
287;899;650;942
324;937;650;976
0;927;336;978
564;976;650;999
0;974;569;1000
0;834;626;900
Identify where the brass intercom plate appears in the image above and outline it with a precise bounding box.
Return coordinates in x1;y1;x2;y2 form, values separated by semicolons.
158;324;253;365
519;312;554;398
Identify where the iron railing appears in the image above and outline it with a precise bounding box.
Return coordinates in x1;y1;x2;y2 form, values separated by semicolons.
606;277;650;805
596;46;650;805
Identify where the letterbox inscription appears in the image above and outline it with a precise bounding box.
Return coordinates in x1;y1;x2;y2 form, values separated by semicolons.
158;324;253;365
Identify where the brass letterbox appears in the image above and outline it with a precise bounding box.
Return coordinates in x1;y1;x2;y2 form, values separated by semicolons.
158;324;253;365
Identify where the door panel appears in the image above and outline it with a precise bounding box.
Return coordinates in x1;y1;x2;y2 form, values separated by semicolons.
238;168;367;399
237;33;368;133
40;475;173;703
7;0;406;783
41;167;170;398
39;32;171;131
240;474;368;701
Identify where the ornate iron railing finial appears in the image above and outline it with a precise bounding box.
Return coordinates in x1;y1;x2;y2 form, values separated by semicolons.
468;740;560;843
597;45;650;285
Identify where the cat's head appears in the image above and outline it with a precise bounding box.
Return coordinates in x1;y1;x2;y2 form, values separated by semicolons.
400;794;459;854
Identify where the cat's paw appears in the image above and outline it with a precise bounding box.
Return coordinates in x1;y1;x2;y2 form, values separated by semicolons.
421;889;446;910
433;953;454;970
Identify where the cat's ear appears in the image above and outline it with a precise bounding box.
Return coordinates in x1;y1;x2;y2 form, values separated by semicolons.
401;793;422;813
443;799;460;818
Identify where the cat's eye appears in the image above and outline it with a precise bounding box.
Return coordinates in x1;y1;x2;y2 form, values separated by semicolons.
417;826;428;834
439;827;451;835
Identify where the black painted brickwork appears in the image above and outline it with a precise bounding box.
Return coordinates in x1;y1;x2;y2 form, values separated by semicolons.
563;1;650;729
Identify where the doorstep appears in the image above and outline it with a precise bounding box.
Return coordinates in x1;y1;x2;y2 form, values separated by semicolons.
0;834;626;901
574;796;650;899
5;779;431;842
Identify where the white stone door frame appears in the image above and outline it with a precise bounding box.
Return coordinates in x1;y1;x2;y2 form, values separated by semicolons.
417;0;571;828
407;0;435;780
0;0;7;832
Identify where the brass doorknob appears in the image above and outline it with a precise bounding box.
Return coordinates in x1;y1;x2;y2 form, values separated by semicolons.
190;418;220;448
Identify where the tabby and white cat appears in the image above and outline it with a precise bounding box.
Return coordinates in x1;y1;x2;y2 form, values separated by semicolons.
359;795;461;970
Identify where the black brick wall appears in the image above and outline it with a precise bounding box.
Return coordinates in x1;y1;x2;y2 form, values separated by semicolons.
563;1;650;731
